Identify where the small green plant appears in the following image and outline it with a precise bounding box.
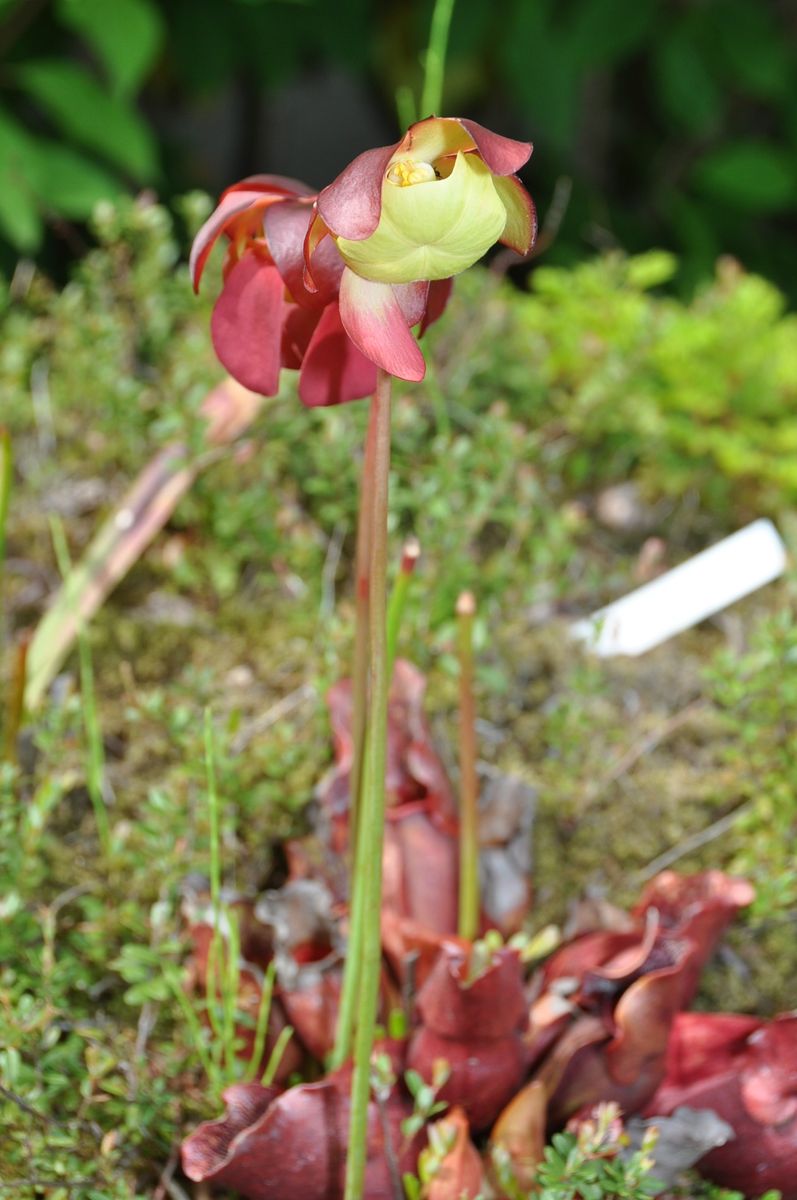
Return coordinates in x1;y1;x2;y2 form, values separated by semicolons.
402;1059;452;1142
532;1103;662;1200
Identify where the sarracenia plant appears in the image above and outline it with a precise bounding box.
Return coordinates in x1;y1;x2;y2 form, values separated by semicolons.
190;113;535;1198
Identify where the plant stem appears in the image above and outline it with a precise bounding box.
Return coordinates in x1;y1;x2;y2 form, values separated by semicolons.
331;404;379;1072
386;537;420;676
344;369;392;1200
456;591;479;941
420;0;457;117
349;402;378;841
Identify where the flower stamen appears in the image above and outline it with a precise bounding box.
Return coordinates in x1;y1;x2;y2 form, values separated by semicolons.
386;159;438;187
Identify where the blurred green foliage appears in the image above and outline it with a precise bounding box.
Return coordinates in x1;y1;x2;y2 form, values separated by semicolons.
1;0;796;297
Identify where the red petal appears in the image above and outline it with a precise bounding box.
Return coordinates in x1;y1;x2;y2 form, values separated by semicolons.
338;269;425;382
190;190;269;292
394;280;430;327
494;175;537;255
190;176;315;292
457;119;532;175
318;144;397;240
420;277;453;336
298;302;377;407
211;256;285;396
234;174;316;197
263;200;316;305
281;304;321;370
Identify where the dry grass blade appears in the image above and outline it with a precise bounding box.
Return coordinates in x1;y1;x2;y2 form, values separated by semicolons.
25;379;261;709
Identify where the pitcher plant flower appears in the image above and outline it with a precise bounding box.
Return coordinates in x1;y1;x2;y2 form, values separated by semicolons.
309;116;536;382
190;175;377;407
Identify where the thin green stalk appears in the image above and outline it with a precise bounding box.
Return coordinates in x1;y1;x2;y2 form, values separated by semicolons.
166;967;215;1083
331;784;367;1068
349;403;378;841
386;537;420;676
244;960;277;1082
344;370;392;1200
420;0;457;117
49;516;110;854
203;708;226;1063
456;591;479;940
331;404;379;1070
222;911;241;1079
262;1024;294;1087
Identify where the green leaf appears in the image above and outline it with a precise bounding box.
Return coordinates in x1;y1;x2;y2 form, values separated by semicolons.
692;140;797;212
56;0;165;97
0;111;43;251
26;142;123;219
654;27;723;132
712;0;791;101
502;0;581;153
569;0;657;69
15;59;158;180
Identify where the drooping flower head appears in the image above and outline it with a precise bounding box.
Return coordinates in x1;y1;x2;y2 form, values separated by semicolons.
309;116;535;383
190;174;376;407
191;118;535;401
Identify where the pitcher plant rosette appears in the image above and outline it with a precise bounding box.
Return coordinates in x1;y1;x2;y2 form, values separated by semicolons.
188;114;535;1199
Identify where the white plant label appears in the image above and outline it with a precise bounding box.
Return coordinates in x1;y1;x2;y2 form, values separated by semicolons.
572;519;787;657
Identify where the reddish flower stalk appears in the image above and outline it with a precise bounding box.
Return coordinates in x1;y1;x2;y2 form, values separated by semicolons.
348;402;378;840
456;591;479;941
386;536;421;674
343;369;392;1200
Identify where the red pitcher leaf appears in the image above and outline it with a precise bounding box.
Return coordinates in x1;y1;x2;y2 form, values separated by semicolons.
381;911;463;995
634;870;755;1006
525;991;574;1074
490;1078;547;1192
647;1013;797;1199
410;1028;527;1132
415;945;527;1040
384;806;459;935
563;894;637;940
537;951;685;1125
321;660;457;823
182;1083;281;1183
278;962;342;1063
423;1108;485;1199
651;1010;762;1099
408;945;527;1130
602;954;687;1088
317;660;460;930
477;772;535;938
540;929;647;992
182;1067;420;1200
